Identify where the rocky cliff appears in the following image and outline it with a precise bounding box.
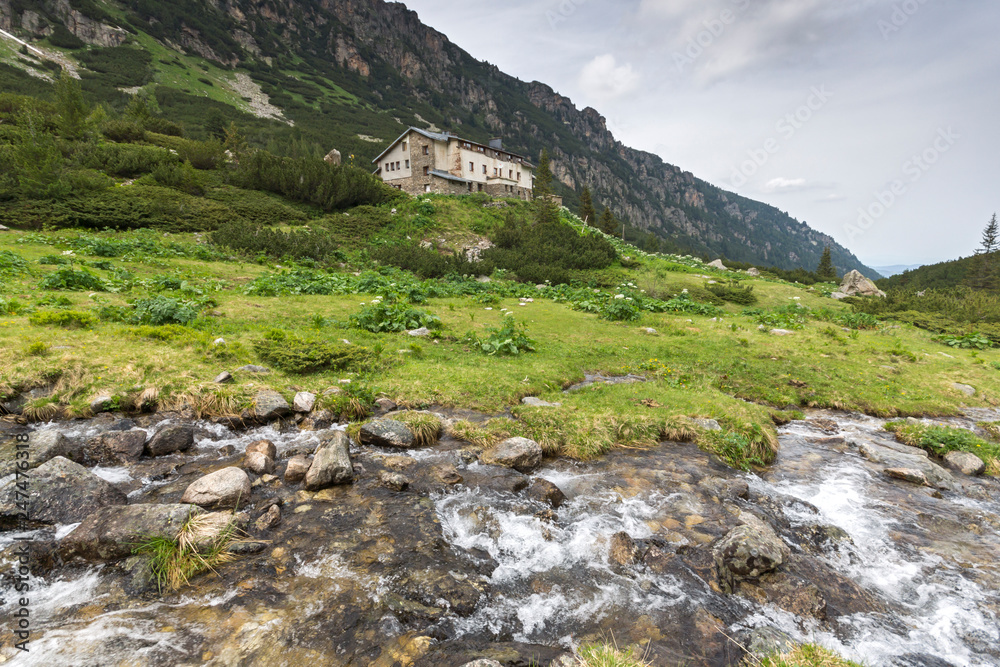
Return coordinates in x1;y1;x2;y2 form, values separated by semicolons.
1;0;874;273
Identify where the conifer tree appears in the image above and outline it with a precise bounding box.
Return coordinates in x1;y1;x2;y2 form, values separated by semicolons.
55;72;88;140
578;186;596;226
815;246;837;282
969;213;1000;290
599;206;616;235
534;149;553;199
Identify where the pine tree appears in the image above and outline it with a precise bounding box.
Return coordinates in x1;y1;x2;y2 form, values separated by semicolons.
969;213;1000;290
815;246;837;282
533;149;553;199
55;72;88;140
578;186;596;226
599;206;616;235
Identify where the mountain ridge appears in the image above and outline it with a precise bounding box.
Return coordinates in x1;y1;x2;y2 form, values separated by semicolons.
0;0;879;276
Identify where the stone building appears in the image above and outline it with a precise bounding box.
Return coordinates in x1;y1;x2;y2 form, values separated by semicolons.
373;128;534;200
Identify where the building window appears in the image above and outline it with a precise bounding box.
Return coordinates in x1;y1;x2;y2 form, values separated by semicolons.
396;161;400;170
469;161;474;172
468;183;473;192
402;141;407;151
385;163;390;172
517;172;521;181
510;170;514;179
423;166;429;176
423;145;429;155
482;165;487;174
424;184;431;193
478;183;483;192
405;160;410;169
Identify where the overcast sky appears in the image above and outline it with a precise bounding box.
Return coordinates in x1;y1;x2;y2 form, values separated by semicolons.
398;0;999;268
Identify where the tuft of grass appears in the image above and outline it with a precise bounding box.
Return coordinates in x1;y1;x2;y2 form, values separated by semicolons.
133;511;241;593
392;410;443;447
576;640;652;667
884;421;998;474
754;643;864;667
24;341;50;356
702;423;779;471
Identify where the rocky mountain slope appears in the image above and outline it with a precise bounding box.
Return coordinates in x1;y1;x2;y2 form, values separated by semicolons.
0;0;876;274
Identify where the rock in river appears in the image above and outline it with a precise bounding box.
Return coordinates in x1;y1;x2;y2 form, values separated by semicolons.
61;503;201;561
181;467;252;509
479;437;542;473
305;431;354;490
360;419;415;449
0;456;127;527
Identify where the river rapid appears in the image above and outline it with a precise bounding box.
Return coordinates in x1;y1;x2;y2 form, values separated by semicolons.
1;408;998;666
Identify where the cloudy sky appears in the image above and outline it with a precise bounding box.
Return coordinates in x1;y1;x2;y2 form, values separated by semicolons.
399;0;1000;269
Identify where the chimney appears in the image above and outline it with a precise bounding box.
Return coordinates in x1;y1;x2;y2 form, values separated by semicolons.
489;137;503;150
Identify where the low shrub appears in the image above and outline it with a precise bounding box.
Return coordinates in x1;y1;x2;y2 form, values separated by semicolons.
254;329;378;374
885;422;998;461
745;304;809;330
0;296;30;315
100;118;146;143
211;222;340;263
25;341;50;356
349;299;441;334
38;254;72;265
707;280;758;306
934;332;994;350
0;250;29;276
39;267;108;291
28;310;98;328
75;142;178;177
600;297;642;322
466;314;536;356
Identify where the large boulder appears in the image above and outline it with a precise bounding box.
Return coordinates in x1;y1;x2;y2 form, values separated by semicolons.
943;451;986;476
0;430;76;476
305;431;354;490
708;259;727;271
714;512;790;594
181;467;252;509
83;430;147;466
0;456;127;527
254;390;290;421
144;425;195;457
61;503;200;561
839;270;885;297
293;391;317;413
360;419;415;449
324;148;342;165
479;437;542;473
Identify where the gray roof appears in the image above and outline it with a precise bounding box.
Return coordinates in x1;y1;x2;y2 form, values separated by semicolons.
429;170;472;184
372;127;532;165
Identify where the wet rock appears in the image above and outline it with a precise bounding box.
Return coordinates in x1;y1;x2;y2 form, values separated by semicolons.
284;455;311;483
244;450;275;475
460;661;503;667
293;391;316;413
246;439;277;459
885;467;930;486
858;441;958;491
304;431;353;490
144;425;195;457
0;430;75;475
435;464;463;485
0;456;127;527
952;383;977;397
379;471;410;492
943;451;986;476
521;397;562;408
360;419;415;449
744;626;797;660
464;466;530;494
609;532;640;567
213;371;234;384
525;478;566;508
714;512;790;594
254;390;290;421
62;503;200;561
698;476;750;500
254;504;281;532
374;397;398;415
217;444;237;457
480;437;542;473
89;395;115;414
106;418;137;432
83;429;147;466
181;467;252;509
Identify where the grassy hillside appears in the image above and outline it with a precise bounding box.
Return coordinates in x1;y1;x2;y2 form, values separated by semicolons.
2;87;999;474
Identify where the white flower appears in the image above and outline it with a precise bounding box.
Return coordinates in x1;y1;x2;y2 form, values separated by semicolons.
485;308;493;311
62;250;74;256
626;298;633;301
682;289;689;294
615;294;625;299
